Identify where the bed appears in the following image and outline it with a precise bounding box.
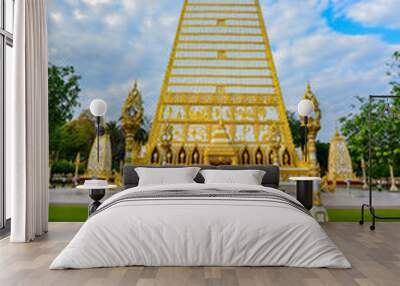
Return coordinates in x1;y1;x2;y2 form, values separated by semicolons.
50;165;351;269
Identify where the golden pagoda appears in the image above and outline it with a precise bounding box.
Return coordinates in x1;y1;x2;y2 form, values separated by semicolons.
204;118;238;165
84;132;112;179
143;0;318;179
327;129;355;182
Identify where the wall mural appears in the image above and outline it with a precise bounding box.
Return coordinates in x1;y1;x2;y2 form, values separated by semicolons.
46;0;400;221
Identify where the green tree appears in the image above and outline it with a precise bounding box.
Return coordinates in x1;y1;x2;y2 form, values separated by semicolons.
340;86;400;187
340;51;400;183
286;111;301;147
48;64;81;161
134;127;149;145
134;114;152;146
372;101;400;185
339;97;370;176
387;51;400;96
106;121;125;171
60;110;96;163
51;159;75;174
287;111;328;175
316;141;330;176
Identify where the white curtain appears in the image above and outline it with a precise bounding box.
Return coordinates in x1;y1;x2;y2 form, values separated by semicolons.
8;0;49;242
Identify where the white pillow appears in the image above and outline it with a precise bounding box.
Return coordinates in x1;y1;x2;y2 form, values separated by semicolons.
200;169;265;185
135;167;201;186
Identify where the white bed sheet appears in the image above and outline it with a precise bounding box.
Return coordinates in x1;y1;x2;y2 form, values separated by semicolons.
50;183;351;269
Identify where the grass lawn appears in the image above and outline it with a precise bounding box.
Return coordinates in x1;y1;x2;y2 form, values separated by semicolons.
327;208;400;222
49;204;88;222
49;204;400;222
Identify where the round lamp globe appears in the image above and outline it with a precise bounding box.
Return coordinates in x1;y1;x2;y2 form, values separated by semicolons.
297;99;314;117
90;99;107;117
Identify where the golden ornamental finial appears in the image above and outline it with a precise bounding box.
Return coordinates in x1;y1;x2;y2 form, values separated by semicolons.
304;82;314;99
121;80;144;164
121;80;144;133
302;83;321;122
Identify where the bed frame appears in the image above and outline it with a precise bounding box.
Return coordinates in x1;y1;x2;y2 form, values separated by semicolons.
123;165;280;189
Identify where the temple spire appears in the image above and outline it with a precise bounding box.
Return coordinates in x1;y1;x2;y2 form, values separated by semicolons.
141;0;319;175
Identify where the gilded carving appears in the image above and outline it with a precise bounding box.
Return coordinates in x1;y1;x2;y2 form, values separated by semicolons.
121;81;144;164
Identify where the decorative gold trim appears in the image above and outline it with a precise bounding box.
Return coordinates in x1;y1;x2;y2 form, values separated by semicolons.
182;24;261;28
183;18;259;21
185;10;258;14
178;40;264;45
170;74;272;79
173;65;269;70
174;57;267;61
186;3;256;7
180;32;262;36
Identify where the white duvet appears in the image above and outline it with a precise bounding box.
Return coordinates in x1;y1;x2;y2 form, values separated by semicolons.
50;183;351;269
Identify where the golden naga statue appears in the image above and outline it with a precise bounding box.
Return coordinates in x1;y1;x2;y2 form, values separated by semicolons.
121;81;144;164
320;175;337;193
113;169;123;187
299;83;321;175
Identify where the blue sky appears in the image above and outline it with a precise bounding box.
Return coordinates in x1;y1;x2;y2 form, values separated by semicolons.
47;0;400;142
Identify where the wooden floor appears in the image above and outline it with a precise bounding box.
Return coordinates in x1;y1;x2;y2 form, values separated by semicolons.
0;223;399;286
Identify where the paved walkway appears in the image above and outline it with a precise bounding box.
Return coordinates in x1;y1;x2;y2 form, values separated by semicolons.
282;184;400;208
49;188;121;204
321;188;400;208
49;184;400;208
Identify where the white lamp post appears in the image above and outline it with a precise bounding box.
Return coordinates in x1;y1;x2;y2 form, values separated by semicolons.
89;99;107;162
297;99;314;162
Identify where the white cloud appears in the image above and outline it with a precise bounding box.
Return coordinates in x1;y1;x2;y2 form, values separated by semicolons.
82;0;112;7
121;0;137;15
47;0;179;124
263;0;400;140
65;0;79;5
50;12;63;24
73;9;87;21
143;18;153;30
104;13;124;28
80;78;160;124
47;0;400;142
159;14;177;27
343;0;400;29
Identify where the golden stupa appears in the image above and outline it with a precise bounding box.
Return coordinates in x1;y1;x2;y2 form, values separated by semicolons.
84;132;112;179
136;0;320;178
327;129;355;182
204;118;238;165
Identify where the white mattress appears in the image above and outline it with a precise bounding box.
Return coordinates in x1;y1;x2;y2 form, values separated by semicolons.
50;183;351;269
